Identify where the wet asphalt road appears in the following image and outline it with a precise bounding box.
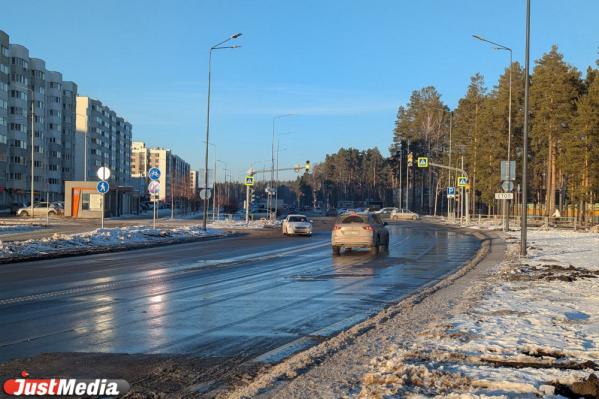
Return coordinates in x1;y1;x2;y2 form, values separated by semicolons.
0;221;480;366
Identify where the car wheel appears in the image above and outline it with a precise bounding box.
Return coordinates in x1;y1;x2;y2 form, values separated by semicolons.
332;246;341;256
371;244;379;255
48;211;56;216
413;216;417;220
20;211;28;217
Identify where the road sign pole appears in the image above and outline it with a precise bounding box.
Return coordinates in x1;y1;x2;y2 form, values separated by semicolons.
101;193;105;229
245;185;250;223
153;197;156;229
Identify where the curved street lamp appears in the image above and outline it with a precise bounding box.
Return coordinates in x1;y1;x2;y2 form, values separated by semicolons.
202;33;242;230
473;34;513;231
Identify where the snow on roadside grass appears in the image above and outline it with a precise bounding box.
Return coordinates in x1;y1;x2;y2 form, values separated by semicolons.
0;225;224;259
359;229;599;398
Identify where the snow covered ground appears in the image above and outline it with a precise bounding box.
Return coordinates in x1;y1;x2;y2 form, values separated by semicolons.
359;228;599;398
0;225;225;260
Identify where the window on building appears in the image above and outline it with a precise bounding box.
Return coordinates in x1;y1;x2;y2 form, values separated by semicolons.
81;193;90;210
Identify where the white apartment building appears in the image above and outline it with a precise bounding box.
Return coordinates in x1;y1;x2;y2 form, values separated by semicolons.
75;96;132;185
0;29;77;206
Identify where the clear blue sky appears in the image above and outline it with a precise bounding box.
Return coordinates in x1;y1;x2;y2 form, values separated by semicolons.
3;1;599;181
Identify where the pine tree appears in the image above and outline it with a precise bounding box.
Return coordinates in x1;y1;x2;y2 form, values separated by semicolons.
530;45;582;215
453;73;487;213
566;65;599;221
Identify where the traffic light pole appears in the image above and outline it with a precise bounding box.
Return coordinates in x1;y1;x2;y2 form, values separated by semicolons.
245;184;251;223
427;161;470;224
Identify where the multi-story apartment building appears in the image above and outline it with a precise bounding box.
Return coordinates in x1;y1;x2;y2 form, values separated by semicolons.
130;142;191;202
61;81;77;182
189;170;200;196
131;141;149;178
0;29;78;206
0;31;9;206
75;96;132;186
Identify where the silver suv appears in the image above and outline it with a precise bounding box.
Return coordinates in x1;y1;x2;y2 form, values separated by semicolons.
331;212;389;256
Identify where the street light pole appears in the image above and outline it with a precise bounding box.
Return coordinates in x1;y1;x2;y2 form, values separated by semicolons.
202;33;242;231
521;0;531;255
473;34;513;231
271;114;294;220
29;89;35;218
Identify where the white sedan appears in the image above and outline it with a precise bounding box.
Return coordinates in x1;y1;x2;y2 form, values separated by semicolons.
390;209;420;220
282;214;313;236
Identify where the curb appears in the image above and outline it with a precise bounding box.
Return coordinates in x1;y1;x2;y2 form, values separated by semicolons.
220;224;504;399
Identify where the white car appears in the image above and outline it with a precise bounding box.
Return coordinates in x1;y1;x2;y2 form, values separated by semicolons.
282;214;313;236
390;209;419;221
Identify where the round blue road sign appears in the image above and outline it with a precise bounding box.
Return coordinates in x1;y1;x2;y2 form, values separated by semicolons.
148;167;161;180
97;181;110;194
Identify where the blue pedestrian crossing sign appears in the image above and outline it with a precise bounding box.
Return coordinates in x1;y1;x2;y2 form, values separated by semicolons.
447;186;456;198
148;167;161;180
417;157;428;168
97;181;110;194
457;176;469;187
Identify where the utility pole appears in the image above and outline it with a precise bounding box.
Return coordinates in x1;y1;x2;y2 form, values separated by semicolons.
447;112;453;221
212;157;217;220
202;33;242;230
405;141;410;210
30;89;35;218
521;0;531;255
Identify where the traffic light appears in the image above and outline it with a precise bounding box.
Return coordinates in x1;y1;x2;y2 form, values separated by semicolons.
305;160;311;171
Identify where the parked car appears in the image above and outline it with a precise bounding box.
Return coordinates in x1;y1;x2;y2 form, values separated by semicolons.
17;202;61;217
282;214;313;236
390;209;419;221
375;207;399;219
9;202;27;215
331;212;389;256
250;208;273;220
325;208;337;217
50;201;65;214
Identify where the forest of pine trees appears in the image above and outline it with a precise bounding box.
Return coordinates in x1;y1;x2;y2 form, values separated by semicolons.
220;46;598;223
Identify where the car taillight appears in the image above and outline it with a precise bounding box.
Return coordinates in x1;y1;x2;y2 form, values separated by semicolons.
362;226;373;231
333;224;342;230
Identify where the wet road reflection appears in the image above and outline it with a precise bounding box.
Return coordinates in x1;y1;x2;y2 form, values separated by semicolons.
0;223;480;362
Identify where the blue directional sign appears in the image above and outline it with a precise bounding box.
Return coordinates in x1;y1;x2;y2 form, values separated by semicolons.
148;167;161;180
97;181;110;194
447;186;456;198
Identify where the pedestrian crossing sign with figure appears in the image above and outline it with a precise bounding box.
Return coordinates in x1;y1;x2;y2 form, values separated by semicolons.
457;176;468;187
244;175;254;186
417;157;428;168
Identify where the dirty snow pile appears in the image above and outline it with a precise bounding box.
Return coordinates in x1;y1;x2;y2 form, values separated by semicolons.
359;229;599;398
208;219;281;230
0;225;224;259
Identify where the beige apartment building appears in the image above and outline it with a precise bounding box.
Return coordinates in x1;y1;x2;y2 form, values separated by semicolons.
130;141;191;202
